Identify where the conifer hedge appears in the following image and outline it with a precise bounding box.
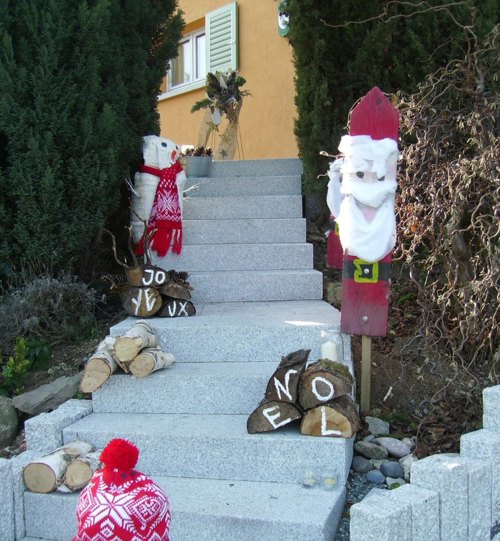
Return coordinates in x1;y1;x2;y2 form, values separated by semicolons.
286;0;497;195
0;0;183;279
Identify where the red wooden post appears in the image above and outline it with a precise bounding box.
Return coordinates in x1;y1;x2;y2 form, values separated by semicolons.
326;219;343;270
338;87;399;412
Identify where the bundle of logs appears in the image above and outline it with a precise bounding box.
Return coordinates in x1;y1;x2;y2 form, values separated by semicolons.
23;440;101;493
80;320;175;394
103;227;196;318
247;349;360;438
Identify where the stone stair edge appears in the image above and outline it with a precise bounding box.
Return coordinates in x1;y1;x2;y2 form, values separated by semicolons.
153;242;314;272
62;413;353;484
210;158;303;177
23;474;344;541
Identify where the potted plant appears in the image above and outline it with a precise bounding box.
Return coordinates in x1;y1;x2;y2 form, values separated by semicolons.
180;146;213;177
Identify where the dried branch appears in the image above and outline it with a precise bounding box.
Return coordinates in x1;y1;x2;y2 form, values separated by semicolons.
394;27;499;383
321;1;474;34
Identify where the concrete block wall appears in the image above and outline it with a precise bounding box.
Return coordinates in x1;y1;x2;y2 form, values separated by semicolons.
350;385;500;541
0;399;93;541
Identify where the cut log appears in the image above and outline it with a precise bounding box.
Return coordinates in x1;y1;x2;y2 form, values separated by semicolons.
264;349;310;404
113;320;158;372
300;395;360;438
247;400;302;433
62;450;102;491
23;440;93;493
122;286;162;318
129;348;175;378
160;282;192;300
80;336;118;393
126;264;169;288
159;297;196;317
298;359;353;410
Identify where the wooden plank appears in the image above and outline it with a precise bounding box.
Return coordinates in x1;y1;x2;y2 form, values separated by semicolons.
340;253;391;336
360;335;372;415
327;219;343;269
349;86;399;141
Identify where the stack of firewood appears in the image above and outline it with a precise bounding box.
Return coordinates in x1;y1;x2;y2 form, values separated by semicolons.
80;320;175;393
23;440;101;493
247;349;360;438
102;227;196;319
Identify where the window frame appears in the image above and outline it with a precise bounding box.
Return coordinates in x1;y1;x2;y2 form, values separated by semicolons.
161;27;207;98
158;2;238;101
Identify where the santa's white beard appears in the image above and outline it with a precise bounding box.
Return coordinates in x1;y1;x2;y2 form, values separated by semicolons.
336;177;397;262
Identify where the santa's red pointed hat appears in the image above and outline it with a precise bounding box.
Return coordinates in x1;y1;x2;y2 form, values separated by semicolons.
73;438;171;541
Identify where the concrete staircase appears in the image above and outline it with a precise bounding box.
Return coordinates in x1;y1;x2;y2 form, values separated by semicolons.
20;159;353;541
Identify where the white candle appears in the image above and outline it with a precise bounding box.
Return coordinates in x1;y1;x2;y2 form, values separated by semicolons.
321;340;338;362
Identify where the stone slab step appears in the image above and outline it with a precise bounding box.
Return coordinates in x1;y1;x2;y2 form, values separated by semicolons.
210;158;302;177
185;174;301;196
180;217;306;244
183;195;302;220
111;300;348;364
154;242;314;272
24;476;344;541
63;413;353;485
184;269;323;303
93;361;276;414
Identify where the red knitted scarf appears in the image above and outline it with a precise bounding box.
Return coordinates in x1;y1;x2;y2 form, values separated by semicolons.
135;161;183;257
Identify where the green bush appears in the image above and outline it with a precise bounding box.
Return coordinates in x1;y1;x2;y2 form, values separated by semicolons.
0;0;184;280
0;269;100;358
0;337;31;396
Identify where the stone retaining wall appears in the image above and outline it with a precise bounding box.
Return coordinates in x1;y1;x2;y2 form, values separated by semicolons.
350;385;500;541
0;399;93;540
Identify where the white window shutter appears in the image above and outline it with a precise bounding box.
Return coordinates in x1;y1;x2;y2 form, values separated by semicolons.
206;2;238;73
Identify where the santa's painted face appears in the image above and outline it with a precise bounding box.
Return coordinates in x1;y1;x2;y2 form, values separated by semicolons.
327;135;399;262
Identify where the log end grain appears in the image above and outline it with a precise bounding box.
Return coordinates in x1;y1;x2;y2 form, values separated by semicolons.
23;463;57;493
129;353;155;378
80;357;112;393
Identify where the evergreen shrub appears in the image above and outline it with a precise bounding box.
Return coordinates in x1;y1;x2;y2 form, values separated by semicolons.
287;0;498;196
0;0;183;279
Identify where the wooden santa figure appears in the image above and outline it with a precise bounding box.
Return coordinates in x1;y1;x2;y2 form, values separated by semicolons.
327;87;399;339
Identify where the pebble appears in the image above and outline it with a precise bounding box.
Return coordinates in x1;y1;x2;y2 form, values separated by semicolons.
366;470;386;484
372;437;411;458
399;454;418;481
365;416;390;436
363;434;375;443
380;461;404;479
354;440;389;460
386;476;406;489
401;437;415;450
370;459;386;470
351;455;372;474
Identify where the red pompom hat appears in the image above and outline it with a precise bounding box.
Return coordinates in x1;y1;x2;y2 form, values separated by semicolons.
73;438;171;541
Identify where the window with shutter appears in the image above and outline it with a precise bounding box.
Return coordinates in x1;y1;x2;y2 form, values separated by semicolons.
160;2;238;99
206;2;238;73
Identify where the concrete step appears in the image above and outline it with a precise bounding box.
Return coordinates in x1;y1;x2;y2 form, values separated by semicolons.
180;217;306;244
183;195;302;220
210;158;302;177
154;242;314;272
185;174;301;196
184;269;323;303
111;301;348;364
93;361;276;414
24;476;345;541
62;413;353;485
